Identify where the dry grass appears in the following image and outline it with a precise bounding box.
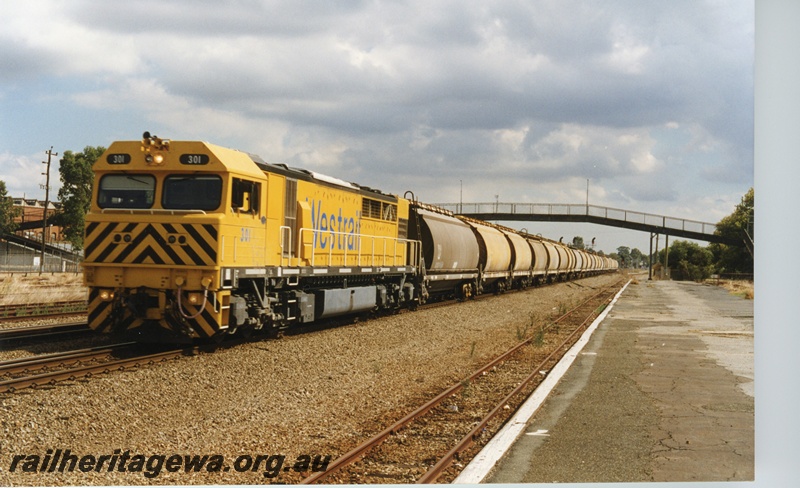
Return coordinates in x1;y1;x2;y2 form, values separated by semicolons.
0;272;87;306
716;279;754;300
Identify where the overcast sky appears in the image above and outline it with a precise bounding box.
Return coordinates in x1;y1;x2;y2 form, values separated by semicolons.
0;0;754;254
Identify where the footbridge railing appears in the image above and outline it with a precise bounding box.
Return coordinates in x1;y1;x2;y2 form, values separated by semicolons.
434;202;740;246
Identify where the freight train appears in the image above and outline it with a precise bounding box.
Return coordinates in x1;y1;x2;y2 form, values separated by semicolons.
82;133;618;342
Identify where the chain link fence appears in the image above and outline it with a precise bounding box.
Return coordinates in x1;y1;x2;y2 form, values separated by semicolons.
1;240;82;273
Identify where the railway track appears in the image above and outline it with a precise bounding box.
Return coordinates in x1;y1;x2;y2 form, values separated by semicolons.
0;321;91;344
0;279;618;406
0;300;87;322
0;343;194;394
301;279;624;484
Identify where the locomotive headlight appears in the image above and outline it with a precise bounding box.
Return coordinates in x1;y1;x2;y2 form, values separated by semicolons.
187;292;204;304
145;153;164;165
99;289;115;301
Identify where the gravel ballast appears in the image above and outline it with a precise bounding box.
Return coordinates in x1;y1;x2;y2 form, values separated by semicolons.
0;273;622;485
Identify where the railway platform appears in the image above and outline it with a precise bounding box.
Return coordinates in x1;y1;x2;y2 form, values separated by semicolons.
456;278;754;484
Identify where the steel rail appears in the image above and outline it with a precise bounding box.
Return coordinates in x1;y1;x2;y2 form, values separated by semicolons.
300;281;621;484
0;343;136;376
0;321;90;343
0;347;192;393
0;300;88;320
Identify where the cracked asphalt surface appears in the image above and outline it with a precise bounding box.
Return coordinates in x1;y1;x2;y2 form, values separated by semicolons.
487;279;754;483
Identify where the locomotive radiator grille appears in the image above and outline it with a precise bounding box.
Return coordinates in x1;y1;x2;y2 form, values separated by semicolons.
84;222;218;266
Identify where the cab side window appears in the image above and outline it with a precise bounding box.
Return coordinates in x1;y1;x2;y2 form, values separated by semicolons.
232;178;260;214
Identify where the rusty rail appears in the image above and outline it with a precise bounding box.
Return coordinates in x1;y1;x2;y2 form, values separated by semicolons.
0;344;192;393
0;300;87;320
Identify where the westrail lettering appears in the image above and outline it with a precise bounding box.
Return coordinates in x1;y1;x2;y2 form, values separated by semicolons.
308;199;361;251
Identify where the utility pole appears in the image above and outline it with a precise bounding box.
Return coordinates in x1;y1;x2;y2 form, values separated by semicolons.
586;178;589;209
648;232;655;280
40;146;57;273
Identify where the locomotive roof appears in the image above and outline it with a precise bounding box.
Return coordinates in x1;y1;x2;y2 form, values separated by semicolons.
250;157;398;203
99;137;398;203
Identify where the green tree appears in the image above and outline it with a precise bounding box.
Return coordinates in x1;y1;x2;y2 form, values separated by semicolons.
616;246;631;267
572;236;585;249
0;180;19;235
615;246;647;268
709;188;754;273
630;248;646;268
660;240;715;281
54;146;104;249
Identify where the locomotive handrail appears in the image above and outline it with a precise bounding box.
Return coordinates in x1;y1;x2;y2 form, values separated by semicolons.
287;228;420;270
99;208;208;215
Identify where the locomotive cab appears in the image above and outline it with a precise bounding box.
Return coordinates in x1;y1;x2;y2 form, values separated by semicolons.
84;134;269;341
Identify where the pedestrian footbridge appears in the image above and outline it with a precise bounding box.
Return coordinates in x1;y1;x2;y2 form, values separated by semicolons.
434;202;742;246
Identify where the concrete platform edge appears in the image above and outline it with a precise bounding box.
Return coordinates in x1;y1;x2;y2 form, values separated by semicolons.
453;279;632;484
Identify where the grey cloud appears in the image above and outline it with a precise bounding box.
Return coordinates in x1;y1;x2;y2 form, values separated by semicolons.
71;0;369;37
0;0;752;233
0;41;62;83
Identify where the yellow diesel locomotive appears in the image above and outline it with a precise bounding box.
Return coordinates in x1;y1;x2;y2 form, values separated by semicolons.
84;133;420;341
